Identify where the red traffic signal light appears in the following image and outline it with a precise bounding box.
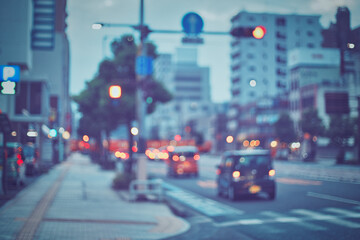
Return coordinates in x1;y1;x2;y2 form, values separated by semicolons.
230;25;266;39
252;26;266;39
109;85;121;99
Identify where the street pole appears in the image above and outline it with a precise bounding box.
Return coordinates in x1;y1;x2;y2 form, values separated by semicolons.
135;0;147;181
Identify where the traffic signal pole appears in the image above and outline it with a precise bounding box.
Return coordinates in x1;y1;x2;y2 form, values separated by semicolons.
136;0;148;181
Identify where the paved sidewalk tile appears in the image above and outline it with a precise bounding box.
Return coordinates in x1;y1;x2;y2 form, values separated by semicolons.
0;153;190;240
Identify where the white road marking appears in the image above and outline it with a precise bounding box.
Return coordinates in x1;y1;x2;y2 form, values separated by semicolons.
261;211;326;231
163;183;244;217
324;208;360;218
307;192;360;205
292;209;360;228
216;219;264;227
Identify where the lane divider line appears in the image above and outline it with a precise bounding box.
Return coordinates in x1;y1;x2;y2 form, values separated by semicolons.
307;192;360;205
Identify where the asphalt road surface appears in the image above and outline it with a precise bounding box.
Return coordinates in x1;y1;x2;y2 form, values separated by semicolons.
147;155;360;240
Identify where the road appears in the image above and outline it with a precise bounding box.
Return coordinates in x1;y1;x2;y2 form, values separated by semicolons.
147;155;360;240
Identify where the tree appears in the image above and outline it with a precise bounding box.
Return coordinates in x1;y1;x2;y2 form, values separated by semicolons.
274;113;297;144
326;114;356;164
300;108;325;137
73;34;172;172
300;108;325;162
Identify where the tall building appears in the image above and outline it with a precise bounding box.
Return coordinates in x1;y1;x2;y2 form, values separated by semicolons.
228;11;323;143
148;48;212;141
0;0;70;165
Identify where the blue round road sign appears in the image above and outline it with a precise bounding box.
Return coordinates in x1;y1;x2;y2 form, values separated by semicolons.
182;12;204;35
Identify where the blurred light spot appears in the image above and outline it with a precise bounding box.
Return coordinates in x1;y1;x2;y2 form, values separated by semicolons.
226;135;234;143
270;140;278;148
249;79;257;87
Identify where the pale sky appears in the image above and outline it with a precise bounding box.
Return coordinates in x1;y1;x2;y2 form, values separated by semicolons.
67;0;360;103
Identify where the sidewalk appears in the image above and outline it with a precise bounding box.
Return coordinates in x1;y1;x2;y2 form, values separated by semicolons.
0;152;189;240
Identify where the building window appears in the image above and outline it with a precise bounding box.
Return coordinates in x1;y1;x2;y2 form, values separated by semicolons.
248;66;256;72
276;31;286;39
307;31;314;37
307;43;315;48
248;16;255;22
175;76;201;82
307;18;314;24
232;64;241;71
175;86;202;92
232;77;240;83
247;53;255;59
15;82;43;115
276;17;286;26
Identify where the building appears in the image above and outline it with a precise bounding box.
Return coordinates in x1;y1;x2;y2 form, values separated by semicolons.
228;11;323;145
0;0;70;166
322;6;360;118
148;48;212;142
288;48;341;131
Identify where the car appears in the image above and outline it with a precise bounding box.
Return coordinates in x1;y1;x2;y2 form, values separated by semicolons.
166;146;200;177
216;149;276;201
0;142;26;186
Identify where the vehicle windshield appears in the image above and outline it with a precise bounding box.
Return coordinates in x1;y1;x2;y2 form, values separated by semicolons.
234;155;270;169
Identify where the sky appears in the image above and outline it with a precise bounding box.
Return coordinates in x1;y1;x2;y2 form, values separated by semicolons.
67;0;360;103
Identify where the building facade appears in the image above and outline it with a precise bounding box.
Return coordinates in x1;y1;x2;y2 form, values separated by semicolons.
0;0;70;166
228;11;323;145
148;48;213;142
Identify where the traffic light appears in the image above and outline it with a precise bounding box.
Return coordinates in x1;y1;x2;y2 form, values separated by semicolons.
230;26;266;39
109;85;121;99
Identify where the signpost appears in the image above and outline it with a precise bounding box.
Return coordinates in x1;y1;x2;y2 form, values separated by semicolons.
0;65;20;95
181;12;204;44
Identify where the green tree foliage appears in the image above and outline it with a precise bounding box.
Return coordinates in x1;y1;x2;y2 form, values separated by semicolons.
300;108;325;137
274;113;297;143
72;34;172;170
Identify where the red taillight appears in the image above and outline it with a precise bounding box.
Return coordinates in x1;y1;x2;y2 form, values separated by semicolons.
172;155;179;161
216;169;221;175
269;169;275;177
232;171;240;178
17;159;24;166
194;154;200;160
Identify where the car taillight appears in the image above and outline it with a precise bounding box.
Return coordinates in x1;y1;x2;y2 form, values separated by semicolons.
194;154;200;160
269;169;275;177
172;155;179;161
232;171;240;179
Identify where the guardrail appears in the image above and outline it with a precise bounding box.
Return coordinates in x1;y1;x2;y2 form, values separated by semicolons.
129;179;163;202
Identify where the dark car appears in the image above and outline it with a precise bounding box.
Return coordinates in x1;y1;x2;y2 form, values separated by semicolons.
216;149;276;201
166;146;200;177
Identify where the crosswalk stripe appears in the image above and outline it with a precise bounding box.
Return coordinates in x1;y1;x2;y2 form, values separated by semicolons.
324;208;360;218
261;211;326;231
292;209;360;228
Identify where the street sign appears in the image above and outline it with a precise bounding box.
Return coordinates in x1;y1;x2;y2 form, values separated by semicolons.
0;65;20;82
182;37;204;44
0;81;17;95
136;56;153;75
182;12;204;35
